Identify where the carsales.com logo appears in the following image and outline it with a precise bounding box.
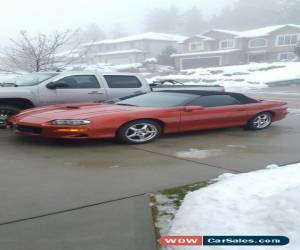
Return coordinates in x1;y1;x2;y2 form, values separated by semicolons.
159;235;289;246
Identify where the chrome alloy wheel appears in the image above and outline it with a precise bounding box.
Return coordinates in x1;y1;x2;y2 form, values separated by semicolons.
252;113;272;129
125;123;158;143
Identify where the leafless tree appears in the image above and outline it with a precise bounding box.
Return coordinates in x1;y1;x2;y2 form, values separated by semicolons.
0;30;81;72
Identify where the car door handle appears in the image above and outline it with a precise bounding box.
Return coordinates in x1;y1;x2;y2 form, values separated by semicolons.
88;91;103;95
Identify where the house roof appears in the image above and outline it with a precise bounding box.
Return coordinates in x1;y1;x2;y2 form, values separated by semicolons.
82;32;187;46
94;49;145;56
171;49;241;57
207;29;243;36
200;24;300;39
182;35;215;42
237;24;300;38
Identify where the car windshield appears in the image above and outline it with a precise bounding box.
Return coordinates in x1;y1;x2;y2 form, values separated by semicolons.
114;92;198;107
14;73;58;86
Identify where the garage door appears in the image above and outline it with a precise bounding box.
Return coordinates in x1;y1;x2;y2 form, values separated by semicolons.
181;57;221;69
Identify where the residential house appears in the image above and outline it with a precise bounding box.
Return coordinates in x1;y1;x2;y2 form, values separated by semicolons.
81;32;187;65
172;24;300;70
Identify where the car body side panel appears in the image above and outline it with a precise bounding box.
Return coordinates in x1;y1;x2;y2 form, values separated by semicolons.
9;100;288;140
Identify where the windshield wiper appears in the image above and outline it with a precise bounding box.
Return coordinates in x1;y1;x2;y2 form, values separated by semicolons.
116;103;137;106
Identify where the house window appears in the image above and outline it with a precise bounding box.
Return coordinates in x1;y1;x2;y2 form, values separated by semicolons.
248;38;267;48
189;42;204;51
278;52;296;61
130;42;137;48
276;34;299;46
219;39;235;49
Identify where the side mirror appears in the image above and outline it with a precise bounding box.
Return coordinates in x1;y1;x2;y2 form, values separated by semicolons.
184;105;204;112
46;82;68;89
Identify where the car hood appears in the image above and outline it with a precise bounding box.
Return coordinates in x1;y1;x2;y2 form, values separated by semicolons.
15;102;142;120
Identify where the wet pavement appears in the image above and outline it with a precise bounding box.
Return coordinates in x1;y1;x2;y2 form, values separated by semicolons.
0;86;299;250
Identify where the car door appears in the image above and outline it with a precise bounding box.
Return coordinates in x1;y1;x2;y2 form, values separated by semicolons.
180;95;251;132
102;75;149;99
46;74;108;104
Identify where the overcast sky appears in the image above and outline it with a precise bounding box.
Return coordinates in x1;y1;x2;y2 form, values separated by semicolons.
0;0;236;44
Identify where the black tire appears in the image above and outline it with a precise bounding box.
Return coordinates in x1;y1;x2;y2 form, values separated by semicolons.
0;105;21;128
117;119;162;144
246;112;273;130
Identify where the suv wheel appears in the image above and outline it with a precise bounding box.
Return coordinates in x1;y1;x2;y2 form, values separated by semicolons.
0;105;21;128
117;120;162;144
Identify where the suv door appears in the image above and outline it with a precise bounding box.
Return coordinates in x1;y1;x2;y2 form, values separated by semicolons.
45;74;107;104
180;95;251;131
102;75;149;99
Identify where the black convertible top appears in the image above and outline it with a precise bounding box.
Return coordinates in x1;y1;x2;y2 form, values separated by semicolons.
157;90;258;104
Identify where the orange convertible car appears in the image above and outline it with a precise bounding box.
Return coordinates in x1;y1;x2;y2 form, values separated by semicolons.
9;90;288;144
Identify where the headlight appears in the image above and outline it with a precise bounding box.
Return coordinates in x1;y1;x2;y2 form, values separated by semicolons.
51;119;91;125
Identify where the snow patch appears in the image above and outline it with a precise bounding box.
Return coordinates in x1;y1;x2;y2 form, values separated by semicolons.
169;163;300;250
176;149;222;159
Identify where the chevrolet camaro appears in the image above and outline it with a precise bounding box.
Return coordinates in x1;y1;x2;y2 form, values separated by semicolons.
9;90;288;144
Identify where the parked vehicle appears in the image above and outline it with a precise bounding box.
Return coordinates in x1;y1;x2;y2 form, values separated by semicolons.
0;72;224;127
0;71;150;127
9;90;288;144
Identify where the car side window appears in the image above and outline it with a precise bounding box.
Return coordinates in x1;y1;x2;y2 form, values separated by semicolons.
189;95;241;107
104;75;142;88
56;75;100;89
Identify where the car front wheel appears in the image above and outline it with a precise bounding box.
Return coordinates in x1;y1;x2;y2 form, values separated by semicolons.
247;112;272;130
117;120;162;144
0;105;21;128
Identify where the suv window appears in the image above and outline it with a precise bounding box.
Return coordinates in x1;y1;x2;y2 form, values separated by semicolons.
56;75;100;89
189;95;241;107
104;75;142;88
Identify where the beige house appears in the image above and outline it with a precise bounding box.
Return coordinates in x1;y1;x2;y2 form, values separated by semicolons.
172;24;300;70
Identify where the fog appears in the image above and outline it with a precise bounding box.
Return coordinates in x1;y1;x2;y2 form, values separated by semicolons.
0;0;235;43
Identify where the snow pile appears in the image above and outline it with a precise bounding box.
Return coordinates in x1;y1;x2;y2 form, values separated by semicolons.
146;62;300;91
168;163;300;250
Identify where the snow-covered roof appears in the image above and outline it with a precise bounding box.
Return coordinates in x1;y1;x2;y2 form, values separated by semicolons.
82;32;187;47
237;24;300;38
94;49;145;56
182;35;215;42
206;29;243;36
171;49;241;57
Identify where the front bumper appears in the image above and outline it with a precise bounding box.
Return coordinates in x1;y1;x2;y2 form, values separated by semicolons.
11;123;90;139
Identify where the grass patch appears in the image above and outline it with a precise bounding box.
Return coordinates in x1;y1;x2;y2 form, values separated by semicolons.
150;181;211;249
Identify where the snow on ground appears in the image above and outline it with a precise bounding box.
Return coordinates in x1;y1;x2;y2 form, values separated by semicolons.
175;149;222;159
168;163;300;250
288;108;300;116
146;62;300;92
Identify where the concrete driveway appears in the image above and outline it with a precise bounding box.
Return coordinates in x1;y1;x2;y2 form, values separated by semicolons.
0;86;299;250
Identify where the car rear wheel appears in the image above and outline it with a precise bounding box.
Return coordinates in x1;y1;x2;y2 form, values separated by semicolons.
0;105;21;128
117;120;162;144
247;112;272;130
